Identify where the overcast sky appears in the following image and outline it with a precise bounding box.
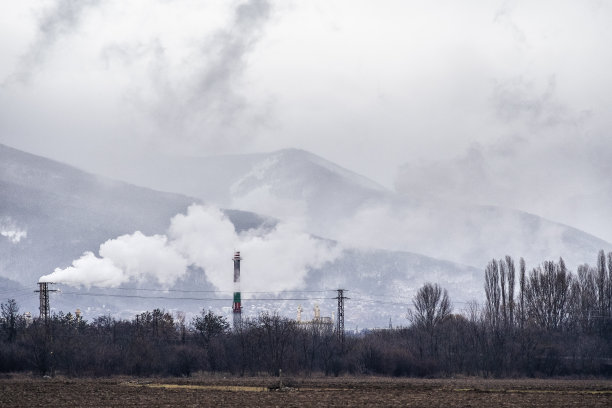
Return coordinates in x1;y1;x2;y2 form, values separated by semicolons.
1;0;612;240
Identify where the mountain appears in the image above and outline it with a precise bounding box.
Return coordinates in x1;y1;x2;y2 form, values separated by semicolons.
2;144;610;327
98;148;391;211
0;144;267;286
107;148;612;270
0;144;482;327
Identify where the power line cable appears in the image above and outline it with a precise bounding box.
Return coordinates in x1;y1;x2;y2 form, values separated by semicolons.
59;291;332;302
55;284;335;294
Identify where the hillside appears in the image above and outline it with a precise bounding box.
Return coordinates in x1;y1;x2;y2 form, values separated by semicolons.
106;148;612;269
0;144;269;286
2;144;610;327
1;144;484;326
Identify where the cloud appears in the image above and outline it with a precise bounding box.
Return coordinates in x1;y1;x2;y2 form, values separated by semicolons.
492;75;590;131
132;0;274;152
493;1;527;45
0;228;27;244
168;205;339;293
2;0;612;245
9;0;100;84
394;69;612;242
320;198;608;272
0;217;27;244
0;0;275;172
41;204;340;293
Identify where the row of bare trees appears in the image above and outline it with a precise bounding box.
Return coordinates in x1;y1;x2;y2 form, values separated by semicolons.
0;304;347;377
483;251;612;334
1;251;611;377
400;251;612;376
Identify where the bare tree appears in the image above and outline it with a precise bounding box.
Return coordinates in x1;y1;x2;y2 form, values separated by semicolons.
0;299;19;343
574;264;597;333
409;283;452;331
607;252;612;321
258;312;297;375
526;259;572;330
484;260;501;330
519;257;526;329
500;259;507;327
596;250;607;324
505;256;516;329
193;309;229;344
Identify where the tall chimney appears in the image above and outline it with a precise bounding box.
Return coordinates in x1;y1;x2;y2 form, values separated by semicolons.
232;251;242;328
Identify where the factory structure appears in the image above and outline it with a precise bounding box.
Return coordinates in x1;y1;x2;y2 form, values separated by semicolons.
296;304;334;332
232;251;242;328
33;249;346;342
231;250;346;342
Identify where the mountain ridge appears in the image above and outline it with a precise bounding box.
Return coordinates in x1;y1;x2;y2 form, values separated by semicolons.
2;143;611;326
0;143;483;326
119;147;611;269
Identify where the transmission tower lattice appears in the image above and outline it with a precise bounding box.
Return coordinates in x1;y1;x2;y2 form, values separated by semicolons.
35;282;57;323
336;289;349;345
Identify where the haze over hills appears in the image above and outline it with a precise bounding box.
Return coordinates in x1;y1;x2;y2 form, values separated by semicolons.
99;147;612;270
0;144;267;289
1;143;484;327
0;143;195;286
97;148;391;211
1;143;610;327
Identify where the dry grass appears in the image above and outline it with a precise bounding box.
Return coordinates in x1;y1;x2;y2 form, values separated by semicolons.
123;382;269;392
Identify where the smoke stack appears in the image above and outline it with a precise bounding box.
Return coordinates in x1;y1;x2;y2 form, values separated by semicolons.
232;251;242;328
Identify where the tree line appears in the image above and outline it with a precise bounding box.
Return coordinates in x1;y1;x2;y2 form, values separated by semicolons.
1;250;611;377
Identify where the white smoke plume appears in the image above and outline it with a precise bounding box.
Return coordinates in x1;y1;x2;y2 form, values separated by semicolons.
40;205;340;293
0;217;27;243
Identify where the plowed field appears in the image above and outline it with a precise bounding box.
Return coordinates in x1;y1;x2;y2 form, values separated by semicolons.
1;376;611;407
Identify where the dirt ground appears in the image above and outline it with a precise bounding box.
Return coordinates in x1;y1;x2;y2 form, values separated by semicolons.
1;375;611;407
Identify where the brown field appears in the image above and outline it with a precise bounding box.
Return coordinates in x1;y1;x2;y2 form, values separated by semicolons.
1;375;611;407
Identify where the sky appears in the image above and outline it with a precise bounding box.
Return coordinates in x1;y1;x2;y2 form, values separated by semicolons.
1;0;612;240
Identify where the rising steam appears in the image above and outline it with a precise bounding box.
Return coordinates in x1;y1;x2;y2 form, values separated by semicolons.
39;205;341;293
0;217;27;244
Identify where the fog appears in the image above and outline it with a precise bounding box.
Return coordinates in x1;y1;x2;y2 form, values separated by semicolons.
1;1;612;241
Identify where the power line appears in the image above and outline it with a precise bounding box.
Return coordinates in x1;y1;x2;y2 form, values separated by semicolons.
350;296;476;307
56;285;335;294
0;287;37;296
351;298;407;307
2;285;474;308
60;291;332;302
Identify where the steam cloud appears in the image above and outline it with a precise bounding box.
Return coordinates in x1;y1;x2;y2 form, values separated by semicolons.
0;217;27;244
39;205;340;293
